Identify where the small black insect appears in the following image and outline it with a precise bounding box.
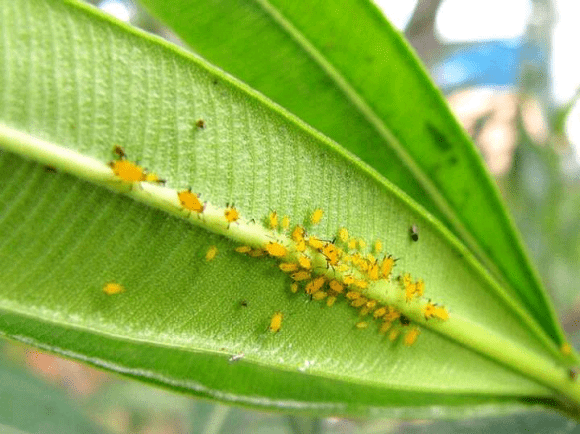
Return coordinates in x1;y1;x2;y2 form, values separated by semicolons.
410;224;419;242
196;119;206;129
399;314;411;326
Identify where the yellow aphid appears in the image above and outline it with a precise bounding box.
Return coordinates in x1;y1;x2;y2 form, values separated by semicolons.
305;276;326;294
103;282;124;295
297;255;312;270
423;302;437;320
269;311;283;333
351;297;367;308
359;307;371;317
235;245;252;254
346;291;361;300
109;159;147;183
248;249;266;257
343;275;355;285
290;283;299;293
322;243;340;266
388;329;400;342
379;321;393;334
225;205;240;224
308;236;325;250
433;306;449;321
279;262;299;273
373;306;388;319
205;245;218;261
562;343;573;356
366;300;377;309
404;328;421;346
358;239;367;250
355;321;369;329
281;215;290;231
374;240;383;253
291;271;311;281
266;242;287;258
268;211;278;230
326;296;337;307
338;228;349;243
312;291;328;301
348;239;357;250
295;238;306;252
144;172;166;184
291;225;305;242
328;280;344;294
415;279;425;298
368;262;380;280
384;309;401;322
405;282;416;302
310;208;324;225
178;189;205;214
380;256;395;279
337;263;350;272
354;279;369;289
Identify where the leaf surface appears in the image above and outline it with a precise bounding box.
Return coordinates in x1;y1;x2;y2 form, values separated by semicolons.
136;0;562;343
0;0;577;418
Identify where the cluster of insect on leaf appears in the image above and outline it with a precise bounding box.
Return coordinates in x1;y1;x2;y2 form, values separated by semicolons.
105;145;449;347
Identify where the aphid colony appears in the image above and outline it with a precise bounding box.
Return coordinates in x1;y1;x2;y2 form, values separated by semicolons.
107;147;448;344
235;214;449;345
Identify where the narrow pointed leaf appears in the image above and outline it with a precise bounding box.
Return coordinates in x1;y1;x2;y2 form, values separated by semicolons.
0;0;578;419
136;0;562;343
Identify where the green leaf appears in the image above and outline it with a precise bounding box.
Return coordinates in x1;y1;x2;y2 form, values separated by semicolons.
0;0;578;419
135;0;562;343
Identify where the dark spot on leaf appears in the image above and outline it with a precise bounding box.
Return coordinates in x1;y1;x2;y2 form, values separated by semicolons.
426;123;453;152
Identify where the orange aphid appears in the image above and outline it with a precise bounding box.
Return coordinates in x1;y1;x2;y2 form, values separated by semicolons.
235;245;252;254
405;282;416;302
423;302;437;320
297;255;312;270
305;276;325;294
205;245;218;261
308;236;325;250
379;321;393;334
404;328;421;346
291;271;311;281
225;205;240;224
383;308;401;322
368;262;379;280
178;189;205;214
373;306;388;319
310;208;324;225
380;256;395;279
328;280;344;294
321;243;340;266
295;238;307;252
355;321;369;329
353;279;369;289
346;291;361;300
269;311;283;333
265;242;287;258
109;159;147;183
268;211;278;230
248;249;266;257
279;262;299;273
351;297;367;308
290;283;299;293
103;282;124;295
312;291;328;301
291;225;305;242
144;172;166;184
415;279;425;297
281;215;290;231
388;329;400;342
326;296;337;307
433;306;449;321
